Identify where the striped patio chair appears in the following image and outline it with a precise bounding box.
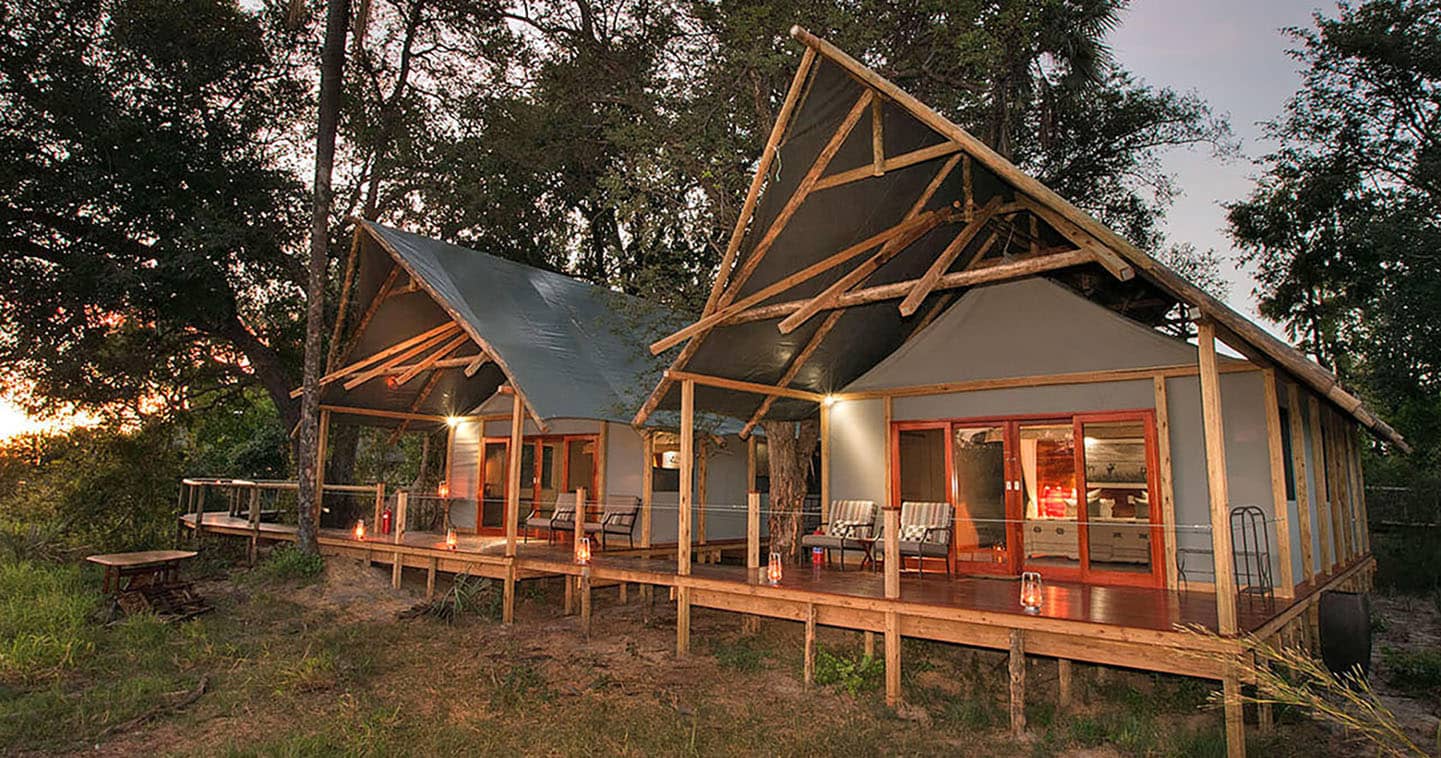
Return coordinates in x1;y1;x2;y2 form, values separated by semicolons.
800;499;877;569
890;500;954;578
523;491;577;544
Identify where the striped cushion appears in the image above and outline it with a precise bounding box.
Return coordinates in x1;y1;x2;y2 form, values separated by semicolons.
600;496;639;520
827;500;877;537
550;492;577;520
900;501;952;543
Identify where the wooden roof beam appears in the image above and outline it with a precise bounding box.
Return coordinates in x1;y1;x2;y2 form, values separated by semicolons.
342;324;460;391
666;370;826;403
777;154;963;335
898;196;1005;316
395;332;470;386
730;248;1092;325
292;321;458;399
813;141;962;192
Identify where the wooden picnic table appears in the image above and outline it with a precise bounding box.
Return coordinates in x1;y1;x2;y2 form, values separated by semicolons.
85;550;210;621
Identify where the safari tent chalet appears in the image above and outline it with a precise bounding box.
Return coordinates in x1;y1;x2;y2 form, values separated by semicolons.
181;28;1402;758
633;27;1401;756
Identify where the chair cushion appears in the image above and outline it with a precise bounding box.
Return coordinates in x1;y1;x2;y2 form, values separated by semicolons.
800;533;848;549
828;500;877;531
829;519;870;537
524;516;552;530
897;524;930;542
897;539;951;557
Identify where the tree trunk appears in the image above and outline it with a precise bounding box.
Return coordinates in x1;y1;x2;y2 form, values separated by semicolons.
296;0;352;555
761;419;819;561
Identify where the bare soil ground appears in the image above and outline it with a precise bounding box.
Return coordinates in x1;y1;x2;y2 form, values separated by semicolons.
11;554;1437;757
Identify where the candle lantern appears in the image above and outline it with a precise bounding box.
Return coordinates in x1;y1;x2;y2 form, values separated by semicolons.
1020;571;1043;614
445;527;458;551
766;551;783;586
437;481;450;499
575;535;592;565
354;519;366;541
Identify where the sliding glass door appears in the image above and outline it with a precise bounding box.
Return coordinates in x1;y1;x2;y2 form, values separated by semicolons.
892;411;1165;587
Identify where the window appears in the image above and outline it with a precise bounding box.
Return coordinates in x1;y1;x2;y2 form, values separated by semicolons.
1279;407;1296;500
651;432;680;492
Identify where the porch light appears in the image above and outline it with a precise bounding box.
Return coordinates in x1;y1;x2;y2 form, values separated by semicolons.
575;536;592;565
1020;571;1043;614
354;519;366;541
437;481;450;499
446;415;462;427
822;394;836;407
445;527;458;551
766;551;783;586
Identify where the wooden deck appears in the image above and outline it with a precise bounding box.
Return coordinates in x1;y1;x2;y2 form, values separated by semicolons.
180;512;1374;683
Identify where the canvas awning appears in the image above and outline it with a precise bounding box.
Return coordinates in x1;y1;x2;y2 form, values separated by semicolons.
636;27;1407;452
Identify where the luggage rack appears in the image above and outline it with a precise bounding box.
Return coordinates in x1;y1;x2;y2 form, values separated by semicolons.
1230;505;1275;610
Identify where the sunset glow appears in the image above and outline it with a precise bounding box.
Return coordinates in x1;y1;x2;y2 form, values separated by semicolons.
0;397;97;441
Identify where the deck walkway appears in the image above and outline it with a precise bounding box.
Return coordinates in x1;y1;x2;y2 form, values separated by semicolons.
180;512;1372;683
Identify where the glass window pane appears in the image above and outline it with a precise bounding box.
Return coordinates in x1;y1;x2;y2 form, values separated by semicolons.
953;425;1007;564
1020;423;1079;570
1082;421;1153;575
480;443;507;527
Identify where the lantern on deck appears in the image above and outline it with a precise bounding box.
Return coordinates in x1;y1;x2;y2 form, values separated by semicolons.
575;536;592;565
1020;571;1043;614
766;551;783;586
354;519;366;541
445;527;458;551
437;481;450;499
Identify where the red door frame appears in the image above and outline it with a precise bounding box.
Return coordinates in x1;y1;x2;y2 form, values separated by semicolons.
476;433;599;536
889;409;1166;588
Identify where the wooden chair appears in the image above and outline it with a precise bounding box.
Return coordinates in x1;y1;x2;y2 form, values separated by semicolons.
583;496;641;550
799;499;877;569
523;492;577;544
873;501;954;578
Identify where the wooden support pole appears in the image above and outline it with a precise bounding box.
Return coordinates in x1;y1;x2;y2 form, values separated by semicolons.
426;557;437;599
1058;658;1073;711
393;490;408;545
596;421;608;517
1288;385;1316;584
697;438;709;546
502;561;516;626
248;488;261;565
1009;630;1026;736
580;570;592;639
677;379;694;657
1154;376;1179;590
575;486;590;636
747;491;761;580
883;507;900;599
372;482;386;537
1197;322;1239;635
505;390;523;560
819;401;831;525
641;430;654;606
884;610;900;708
1352;428;1370;555
1222;672;1246;758
804;603;817;686
864;631;875;658
1263;369;1296;597
1309;399;1334;572
391;546;403;588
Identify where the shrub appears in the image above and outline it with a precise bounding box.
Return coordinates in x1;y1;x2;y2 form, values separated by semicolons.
1381;645;1441;696
0;561;99;679
813;647;883;695
255;545;325;583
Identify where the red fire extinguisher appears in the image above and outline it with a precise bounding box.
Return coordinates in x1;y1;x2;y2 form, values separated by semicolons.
381;506;393;535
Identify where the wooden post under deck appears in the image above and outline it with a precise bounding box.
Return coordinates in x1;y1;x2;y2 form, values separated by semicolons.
1009;630;1026;736
882;505;901;707
640;430;654;605
1262;369;1295;597
503;389;524;624
743;490;761;635
1196;322;1238;635
575;486;590;637
803;603;817;686
677;379;694;656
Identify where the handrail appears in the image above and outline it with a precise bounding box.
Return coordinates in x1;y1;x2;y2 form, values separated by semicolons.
179;478;381;494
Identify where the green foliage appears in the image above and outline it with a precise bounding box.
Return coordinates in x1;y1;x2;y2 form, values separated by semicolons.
0;561;98;679
255;545;325;584
398;573;501;624
708;635;769;672
1381;645;1441;695
813;647;883;695
0;423;183;556
1227;0;1441;463
489;662;550;711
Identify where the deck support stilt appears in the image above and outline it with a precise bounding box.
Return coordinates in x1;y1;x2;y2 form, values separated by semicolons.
619;582;627;603
676;379;694;657
426;558;437;598
803;603;817;686
501;561;516;624
580;571;592;638
391;552;402;588
1223;672;1246;758
676;585;691;656
1009;630;1026;736
564;576;574;615
1057;658;1072;710
884;610;900;707
863;630;875;658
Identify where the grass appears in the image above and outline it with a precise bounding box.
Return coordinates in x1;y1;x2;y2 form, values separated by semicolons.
1381;645;1441;696
252;545;325;584
0;561;99;679
813;646;883;695
707;634;769;672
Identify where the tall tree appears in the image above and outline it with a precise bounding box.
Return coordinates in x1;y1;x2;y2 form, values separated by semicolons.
0;0;308;427
296;0;353;554
1227;0;1440;460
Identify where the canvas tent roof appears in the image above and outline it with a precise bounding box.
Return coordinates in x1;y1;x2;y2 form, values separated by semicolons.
325;221;669;427
637;27;1407;452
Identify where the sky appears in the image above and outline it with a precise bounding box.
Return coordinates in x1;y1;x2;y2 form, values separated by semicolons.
1107;0;1331;328
0;1;1335;439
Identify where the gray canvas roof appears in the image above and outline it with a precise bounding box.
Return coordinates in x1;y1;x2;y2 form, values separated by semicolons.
638;28;1407;452
333;221;671;426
